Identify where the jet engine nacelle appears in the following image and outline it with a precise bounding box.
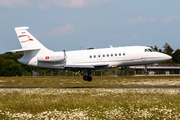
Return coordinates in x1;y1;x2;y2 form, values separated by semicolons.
37;51;65;62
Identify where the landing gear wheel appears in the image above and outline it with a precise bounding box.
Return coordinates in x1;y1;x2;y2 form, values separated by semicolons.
87;76;92;81
83;76;88;81
83;76;92;81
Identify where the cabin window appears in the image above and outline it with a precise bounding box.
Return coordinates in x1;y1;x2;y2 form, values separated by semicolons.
107;54;109;57
119;53;121;56
123;53;125;56
90;55;92;58
148;49;152;52
152;49;155;52
145;48;156;52
111;54;113;57
94;55;96;58
115;53;117;56
103;54;105;57
98;55;101;58
149;49;156;52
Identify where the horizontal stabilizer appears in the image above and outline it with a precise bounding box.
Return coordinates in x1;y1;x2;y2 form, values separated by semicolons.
10;48;40;52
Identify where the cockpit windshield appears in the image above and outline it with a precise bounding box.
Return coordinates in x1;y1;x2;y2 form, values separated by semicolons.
144;48;156;52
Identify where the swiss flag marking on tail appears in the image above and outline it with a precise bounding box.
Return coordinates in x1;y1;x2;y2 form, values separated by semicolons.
45;56;49;59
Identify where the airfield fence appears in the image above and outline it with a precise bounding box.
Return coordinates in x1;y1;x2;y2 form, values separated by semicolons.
22;68;180;77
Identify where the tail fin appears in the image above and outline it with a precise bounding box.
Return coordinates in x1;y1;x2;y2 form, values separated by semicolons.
11;27;53;65
13;27;52;53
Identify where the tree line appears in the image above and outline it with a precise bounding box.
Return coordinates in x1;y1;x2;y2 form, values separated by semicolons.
152;43;180;63
0;43;180;76
0;52;39;76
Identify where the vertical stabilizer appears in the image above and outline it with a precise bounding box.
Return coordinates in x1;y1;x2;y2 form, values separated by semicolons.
14;27;52;53
13;27;53;66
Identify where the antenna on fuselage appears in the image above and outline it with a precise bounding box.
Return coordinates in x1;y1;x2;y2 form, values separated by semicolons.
110;45;113;48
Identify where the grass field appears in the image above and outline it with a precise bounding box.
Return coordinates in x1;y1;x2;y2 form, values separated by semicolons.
0;76;180;119
0;76;180;87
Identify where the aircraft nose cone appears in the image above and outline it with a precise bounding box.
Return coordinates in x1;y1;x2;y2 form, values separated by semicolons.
165;54;172;61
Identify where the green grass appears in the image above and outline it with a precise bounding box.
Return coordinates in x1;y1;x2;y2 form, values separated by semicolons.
0;76;180;87
0;76;180;119
0;88;180;119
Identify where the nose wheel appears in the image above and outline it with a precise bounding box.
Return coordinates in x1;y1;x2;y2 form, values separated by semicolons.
144;64;148;75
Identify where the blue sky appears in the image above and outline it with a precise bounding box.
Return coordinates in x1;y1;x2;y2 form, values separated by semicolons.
1;0;180;53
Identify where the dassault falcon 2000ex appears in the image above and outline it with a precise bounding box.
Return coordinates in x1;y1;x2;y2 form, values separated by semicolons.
11;27;171;81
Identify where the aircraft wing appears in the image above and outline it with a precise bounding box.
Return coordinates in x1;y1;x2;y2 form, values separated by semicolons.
64;64;109;71
64;65;95;69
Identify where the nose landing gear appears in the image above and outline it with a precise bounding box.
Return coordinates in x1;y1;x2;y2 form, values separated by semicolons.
144;64;148;75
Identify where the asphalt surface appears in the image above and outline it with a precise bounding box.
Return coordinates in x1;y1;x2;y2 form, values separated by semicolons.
0;87;180;89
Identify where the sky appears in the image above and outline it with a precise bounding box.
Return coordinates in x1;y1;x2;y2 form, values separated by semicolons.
1;0;180;53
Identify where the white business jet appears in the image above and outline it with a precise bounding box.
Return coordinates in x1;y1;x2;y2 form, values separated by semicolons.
11;27;171;81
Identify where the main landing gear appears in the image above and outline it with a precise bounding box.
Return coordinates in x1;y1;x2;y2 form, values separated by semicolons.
83;69;92;81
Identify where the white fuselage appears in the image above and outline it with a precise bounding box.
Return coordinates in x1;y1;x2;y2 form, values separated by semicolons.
65;46;170;67
20;46;171;70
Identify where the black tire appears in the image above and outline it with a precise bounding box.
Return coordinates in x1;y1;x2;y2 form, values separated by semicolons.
83;76;92;81
87;76;92;81
83;76;88;81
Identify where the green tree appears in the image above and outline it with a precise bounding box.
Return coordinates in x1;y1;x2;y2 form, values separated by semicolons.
158;49;162;52
1;52;22;62
163;43;174;56
0;52;23;76
0;59;22;76
172;49;180;63
154;45;159;51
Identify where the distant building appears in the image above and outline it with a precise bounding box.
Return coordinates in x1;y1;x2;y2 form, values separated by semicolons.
131;64;180;75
